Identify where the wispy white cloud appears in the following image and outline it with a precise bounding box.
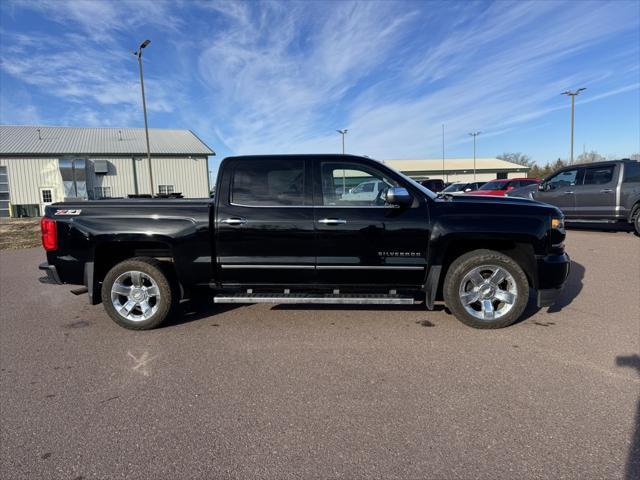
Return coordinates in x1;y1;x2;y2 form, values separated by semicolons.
0;0;638;161
191;0;639;159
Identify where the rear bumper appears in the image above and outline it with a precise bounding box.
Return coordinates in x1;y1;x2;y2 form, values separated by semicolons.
38;262;62;285
535;253;571;307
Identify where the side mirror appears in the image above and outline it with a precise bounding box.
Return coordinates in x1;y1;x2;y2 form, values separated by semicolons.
538;183;545;192
464;188;471;192
506;186;514;191
386;187;412;206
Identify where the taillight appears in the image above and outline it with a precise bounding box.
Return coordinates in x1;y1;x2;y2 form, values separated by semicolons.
40;217;58;251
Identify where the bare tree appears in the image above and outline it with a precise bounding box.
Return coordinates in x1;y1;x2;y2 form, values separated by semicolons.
496;152;535;167
629;153;640;161
574;150;604;164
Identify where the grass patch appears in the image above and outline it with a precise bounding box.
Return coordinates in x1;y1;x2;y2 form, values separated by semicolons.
0;218;41;250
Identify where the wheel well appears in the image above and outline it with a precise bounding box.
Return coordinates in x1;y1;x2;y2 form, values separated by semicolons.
93;241;176;300
436;240;536;298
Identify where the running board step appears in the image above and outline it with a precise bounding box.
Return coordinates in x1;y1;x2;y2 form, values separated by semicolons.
213;293;415;305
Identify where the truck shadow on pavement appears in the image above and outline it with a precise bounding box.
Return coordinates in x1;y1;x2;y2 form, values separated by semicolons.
164;299;245;327
615;354;640;480
545;260;585;313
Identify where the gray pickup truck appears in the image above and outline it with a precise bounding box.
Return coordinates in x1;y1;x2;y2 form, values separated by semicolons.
531;159;640;234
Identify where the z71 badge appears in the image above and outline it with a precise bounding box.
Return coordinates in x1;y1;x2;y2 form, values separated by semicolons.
54;209;82;216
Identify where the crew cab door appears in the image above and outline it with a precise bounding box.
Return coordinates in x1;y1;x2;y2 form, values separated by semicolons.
313;159;429;287
533;167;583;217
214;157;315;285
573;164;619;219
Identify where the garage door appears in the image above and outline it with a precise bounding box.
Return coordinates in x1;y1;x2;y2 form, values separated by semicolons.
0;166;9;218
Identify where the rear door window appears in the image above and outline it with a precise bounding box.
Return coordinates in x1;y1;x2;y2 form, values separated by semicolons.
231;159;306;206
583;166;614;185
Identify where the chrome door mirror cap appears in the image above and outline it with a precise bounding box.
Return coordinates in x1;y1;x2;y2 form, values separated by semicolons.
386;187;412;206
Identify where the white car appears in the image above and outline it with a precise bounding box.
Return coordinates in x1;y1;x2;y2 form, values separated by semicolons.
341;179;387;201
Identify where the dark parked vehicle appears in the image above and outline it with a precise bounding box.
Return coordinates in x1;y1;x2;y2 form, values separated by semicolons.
441;181;486;194
532;159;640;234
419;178;446;192
39;154;570;330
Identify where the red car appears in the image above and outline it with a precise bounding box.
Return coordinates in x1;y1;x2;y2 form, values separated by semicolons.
466;178;541;197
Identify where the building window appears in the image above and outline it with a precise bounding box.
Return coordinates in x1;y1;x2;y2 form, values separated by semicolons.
94;186;112;199
41;189;52;203
158;185;175;195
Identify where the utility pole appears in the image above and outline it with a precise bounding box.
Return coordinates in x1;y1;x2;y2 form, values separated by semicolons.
442;124;445;181
561;88;586;164
134;39;153;194
468;131;481;181
336;129;348;194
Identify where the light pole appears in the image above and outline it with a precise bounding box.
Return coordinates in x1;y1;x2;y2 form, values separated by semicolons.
561;88;586;164
336;129;348;194
336;129;348;154
468;131;481;181
134;39;153;195
442;124;445;181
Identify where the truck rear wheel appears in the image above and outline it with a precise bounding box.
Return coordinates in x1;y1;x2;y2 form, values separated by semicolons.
443;249;529;329
101;257;177;330
633;206;640;236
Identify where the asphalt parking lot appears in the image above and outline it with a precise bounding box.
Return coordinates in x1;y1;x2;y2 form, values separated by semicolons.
1;229;638;480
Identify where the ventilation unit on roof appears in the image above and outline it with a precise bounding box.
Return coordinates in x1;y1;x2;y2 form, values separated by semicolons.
93;160;109;174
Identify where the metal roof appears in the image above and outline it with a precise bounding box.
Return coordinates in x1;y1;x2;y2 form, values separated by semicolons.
0;125;214;156
383;158;529;172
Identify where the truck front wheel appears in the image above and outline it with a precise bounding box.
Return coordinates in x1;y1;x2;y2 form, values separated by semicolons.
443;249;529;329
101;257;177;330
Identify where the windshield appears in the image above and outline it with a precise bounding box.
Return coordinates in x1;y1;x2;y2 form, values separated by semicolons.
479;180;508;191
442;183;466;192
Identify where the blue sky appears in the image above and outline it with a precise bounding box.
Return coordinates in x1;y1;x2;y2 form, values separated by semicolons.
1;0;639;177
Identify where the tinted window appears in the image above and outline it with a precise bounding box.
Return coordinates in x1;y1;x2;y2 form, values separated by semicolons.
519;179;538;186
623;162;640;183
443;183;466;192
232;159;305;206
320;162;397;206
479;180;508;190
583;166;614;185
545;169;578;191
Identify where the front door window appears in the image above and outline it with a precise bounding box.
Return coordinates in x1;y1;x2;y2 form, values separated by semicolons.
319;162;397;207
544;169;578;191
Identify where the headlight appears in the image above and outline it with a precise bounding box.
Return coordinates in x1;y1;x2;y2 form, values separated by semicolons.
551;217;564;230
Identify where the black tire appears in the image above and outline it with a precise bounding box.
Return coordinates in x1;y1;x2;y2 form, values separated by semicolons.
101;257;177;330
632;206;640;236
443;249;529;329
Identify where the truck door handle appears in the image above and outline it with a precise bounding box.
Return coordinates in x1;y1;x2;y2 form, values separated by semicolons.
221;217;247;225
563;191;574;195
600;189;613;193
317;218;347;225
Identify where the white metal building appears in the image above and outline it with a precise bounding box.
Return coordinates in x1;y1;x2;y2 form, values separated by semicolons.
383;158;530;183
0;125;214;217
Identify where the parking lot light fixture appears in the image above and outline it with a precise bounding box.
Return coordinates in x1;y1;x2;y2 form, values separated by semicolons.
561;88;586;164
134;39;153;194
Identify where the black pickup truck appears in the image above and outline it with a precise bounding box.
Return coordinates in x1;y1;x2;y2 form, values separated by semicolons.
39;154;570;330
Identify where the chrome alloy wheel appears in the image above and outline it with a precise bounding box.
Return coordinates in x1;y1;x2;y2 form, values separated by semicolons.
458;265;518;321
110;270;160;321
